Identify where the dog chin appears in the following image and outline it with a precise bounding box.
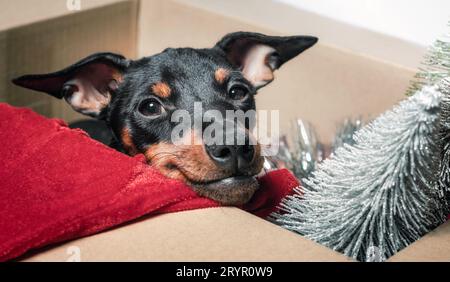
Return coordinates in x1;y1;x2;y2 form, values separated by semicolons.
191;176;259;206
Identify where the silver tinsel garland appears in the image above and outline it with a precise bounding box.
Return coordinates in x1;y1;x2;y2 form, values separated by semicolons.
290;120;324;179
331;118;363;152
272;83;447;262
265;119;363;180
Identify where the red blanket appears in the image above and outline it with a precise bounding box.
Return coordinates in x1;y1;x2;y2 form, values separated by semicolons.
0;103;298;261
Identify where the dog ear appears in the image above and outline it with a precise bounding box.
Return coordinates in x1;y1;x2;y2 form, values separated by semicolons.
215;32;318;89
12;52;130;118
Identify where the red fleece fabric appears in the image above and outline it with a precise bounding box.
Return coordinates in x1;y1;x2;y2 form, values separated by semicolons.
0;103;299;262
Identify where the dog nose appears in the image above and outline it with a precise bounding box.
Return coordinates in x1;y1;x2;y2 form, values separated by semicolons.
205;143;256;173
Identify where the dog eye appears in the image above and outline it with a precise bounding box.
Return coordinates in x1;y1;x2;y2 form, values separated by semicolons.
61;84;77;97
138;99;164;117
229;86;249;100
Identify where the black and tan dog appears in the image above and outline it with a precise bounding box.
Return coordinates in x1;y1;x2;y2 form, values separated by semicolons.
13;32;317;205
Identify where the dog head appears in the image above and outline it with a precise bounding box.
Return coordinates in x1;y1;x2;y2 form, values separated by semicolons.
13;32;317;205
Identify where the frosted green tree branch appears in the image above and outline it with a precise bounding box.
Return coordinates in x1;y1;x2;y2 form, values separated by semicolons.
272;83;447;261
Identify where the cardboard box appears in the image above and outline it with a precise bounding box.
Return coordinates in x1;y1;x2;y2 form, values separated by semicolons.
22;208;353;262
1;0;448;261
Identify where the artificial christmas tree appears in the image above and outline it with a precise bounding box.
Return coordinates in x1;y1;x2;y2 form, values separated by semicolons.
273;24;450;262
273;83;447;261
439;80;450;215
436;24;450;215
407;25;450;96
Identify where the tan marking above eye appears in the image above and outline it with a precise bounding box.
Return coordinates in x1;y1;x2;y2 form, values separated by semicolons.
214;68;229;84
151;82;171;98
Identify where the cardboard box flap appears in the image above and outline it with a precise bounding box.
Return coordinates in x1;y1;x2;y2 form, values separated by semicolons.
388;221;450;262
0;0;130;32
23;208;353;262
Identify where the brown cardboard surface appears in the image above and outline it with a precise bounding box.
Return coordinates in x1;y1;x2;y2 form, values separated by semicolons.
0;0;128;32
174;0;425;69
22;208;353;262
388;221;450;262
